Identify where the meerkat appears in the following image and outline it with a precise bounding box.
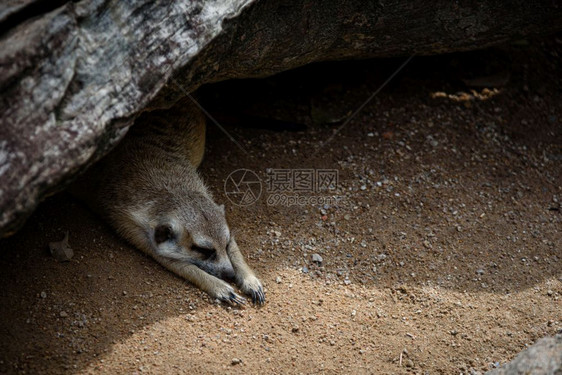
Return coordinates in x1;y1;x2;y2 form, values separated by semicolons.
72;97;264;305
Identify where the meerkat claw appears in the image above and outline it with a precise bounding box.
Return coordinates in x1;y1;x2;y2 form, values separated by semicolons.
230;293;246;305
225;291;246;306
237;273;265;305
250;287;266;305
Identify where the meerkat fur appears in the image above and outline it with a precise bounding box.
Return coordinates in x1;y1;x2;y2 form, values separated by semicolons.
72;98;264;305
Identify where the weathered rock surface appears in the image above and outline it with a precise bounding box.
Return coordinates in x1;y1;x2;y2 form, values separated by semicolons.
486;334;562;375
1;0;562;237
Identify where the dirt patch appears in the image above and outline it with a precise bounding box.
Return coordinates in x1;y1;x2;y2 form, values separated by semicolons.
1;35;561;374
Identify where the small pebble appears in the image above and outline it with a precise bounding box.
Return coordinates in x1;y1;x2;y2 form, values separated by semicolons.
40;291;47;299
311;254;323;264
231;358;242;365
60;311;68;318
49;232;74;262
275;276;282;284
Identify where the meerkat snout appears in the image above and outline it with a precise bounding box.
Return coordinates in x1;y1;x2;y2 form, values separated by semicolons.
152;223;235;281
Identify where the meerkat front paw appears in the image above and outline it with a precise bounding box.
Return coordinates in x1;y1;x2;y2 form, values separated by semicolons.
211;281;247;305
238;274;265;305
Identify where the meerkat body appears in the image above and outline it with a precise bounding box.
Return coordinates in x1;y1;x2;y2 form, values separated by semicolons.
73;98;264;304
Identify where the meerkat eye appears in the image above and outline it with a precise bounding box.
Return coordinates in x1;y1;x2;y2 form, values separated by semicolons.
191;245;217;261
154;225;175;244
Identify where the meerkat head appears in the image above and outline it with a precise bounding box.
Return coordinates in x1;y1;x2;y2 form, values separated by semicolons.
128;191;235;280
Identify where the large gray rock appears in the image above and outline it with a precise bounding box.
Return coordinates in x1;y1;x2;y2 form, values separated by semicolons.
487;334;562;375
1;0;562;237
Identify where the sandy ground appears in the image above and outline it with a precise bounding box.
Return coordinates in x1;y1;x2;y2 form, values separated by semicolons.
1;36;561;374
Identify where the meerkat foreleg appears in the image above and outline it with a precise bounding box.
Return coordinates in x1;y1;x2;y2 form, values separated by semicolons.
227;237;265;304
154;253;246;305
